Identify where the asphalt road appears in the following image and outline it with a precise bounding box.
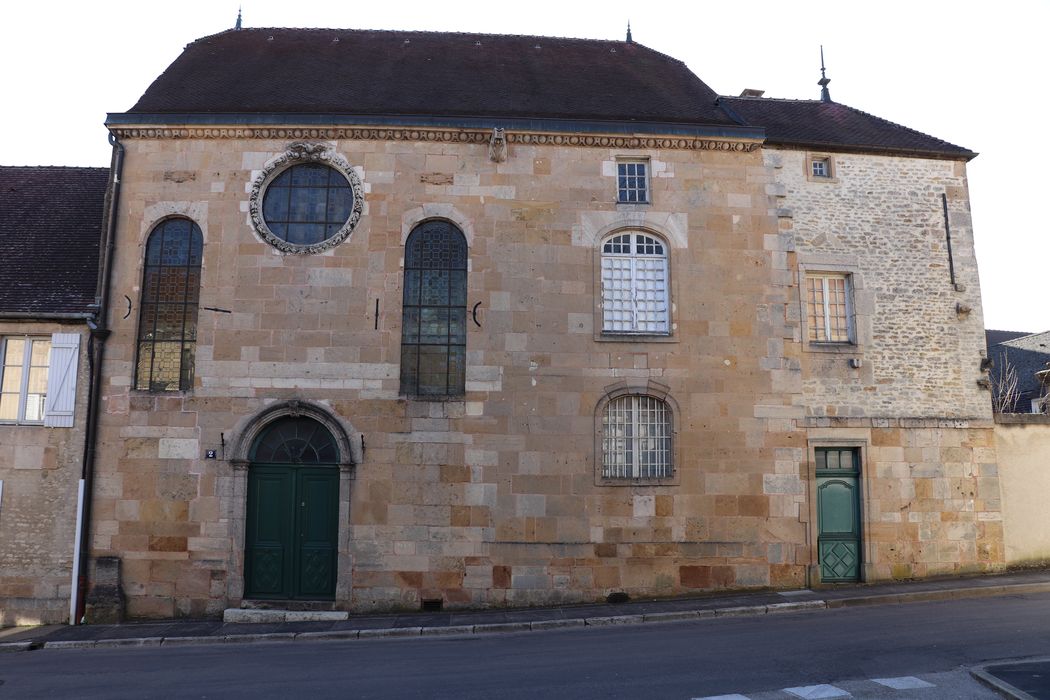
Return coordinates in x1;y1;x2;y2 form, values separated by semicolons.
3;593;1050;699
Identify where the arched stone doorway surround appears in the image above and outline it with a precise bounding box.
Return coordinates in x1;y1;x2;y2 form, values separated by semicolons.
224;400;359;607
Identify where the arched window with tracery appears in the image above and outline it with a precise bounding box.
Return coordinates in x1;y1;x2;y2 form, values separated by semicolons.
600;231;669;335
134;217;203;392
400;220;467;396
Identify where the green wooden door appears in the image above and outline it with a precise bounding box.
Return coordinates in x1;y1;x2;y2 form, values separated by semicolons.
245;466;339;599
244;416;342;600
816;448;862;582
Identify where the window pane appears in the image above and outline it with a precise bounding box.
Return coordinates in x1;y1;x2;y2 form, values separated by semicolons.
400;345;419;393
448;345;465;394
402;307;420;343
4;338;25;366
26;367;48;394
449;308;467;345
417;345;449;396
30;339;50;366
23;391;46;422
421;270;450;306
1;364;22;392
0;393;19;421
449;270;467;306
150;342;183;392
420;307;449;344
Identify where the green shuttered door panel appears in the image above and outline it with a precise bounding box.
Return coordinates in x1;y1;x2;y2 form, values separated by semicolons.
816;448;862;583
245;466;338;600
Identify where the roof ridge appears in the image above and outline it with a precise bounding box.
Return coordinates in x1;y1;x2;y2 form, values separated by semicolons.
191;26;649;47
1002;330;1050;345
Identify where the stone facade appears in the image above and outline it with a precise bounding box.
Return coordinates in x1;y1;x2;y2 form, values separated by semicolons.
0;321;90;626
772;148;1001;581
78;119;1006;620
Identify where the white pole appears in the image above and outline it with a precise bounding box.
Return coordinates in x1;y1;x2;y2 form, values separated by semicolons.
69;479;86;625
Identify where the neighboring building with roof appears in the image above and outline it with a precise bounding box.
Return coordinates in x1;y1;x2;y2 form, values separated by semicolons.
0;166;109;625
987;330;1050;413
75;26;999;620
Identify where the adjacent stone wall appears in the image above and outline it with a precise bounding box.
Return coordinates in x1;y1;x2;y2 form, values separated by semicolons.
996;416;1050;566
771;149;989;420
0;321;90;626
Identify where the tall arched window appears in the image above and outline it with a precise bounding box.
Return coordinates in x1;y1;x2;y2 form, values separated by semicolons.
600;231;669;335
135;218;203;392
400;220;467;396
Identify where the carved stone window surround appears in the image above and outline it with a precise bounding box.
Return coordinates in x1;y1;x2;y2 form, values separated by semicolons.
248;142;365;255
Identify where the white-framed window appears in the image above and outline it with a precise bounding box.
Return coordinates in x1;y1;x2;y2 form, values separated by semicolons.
811;157;831;178
616;160;649;203
601;232;669;335
1;337;50;423
601;394;673;479
805;272;853;343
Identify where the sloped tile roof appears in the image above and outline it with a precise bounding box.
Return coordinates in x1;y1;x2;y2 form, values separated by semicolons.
0;166;108;315
988;330;1050;411
125;28;736;127
718;96;974;159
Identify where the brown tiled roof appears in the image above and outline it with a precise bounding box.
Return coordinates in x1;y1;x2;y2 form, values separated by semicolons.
125;28;736;127
0;166;108;315
718;96;975;159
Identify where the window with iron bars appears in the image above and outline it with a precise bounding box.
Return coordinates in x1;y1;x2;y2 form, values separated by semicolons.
601;395;673;479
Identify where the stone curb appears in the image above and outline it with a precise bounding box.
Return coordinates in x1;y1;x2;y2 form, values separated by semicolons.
11;580;1050;653
970;658;1049;700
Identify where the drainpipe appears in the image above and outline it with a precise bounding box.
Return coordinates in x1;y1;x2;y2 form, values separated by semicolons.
71;132;123;624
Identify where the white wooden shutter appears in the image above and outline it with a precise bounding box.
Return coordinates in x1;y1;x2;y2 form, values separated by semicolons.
44;332;80;428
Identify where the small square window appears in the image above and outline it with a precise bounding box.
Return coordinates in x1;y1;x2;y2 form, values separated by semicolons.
811;157;831;178
805;273;853;343
617;160;649;203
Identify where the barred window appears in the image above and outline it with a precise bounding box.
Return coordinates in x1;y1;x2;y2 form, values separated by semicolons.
400;220;467;397
135;218;203;392
601;232;669;334
806;273;853;343
602;395;673;479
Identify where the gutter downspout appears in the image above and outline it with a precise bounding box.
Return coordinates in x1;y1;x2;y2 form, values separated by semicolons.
71;132;123;624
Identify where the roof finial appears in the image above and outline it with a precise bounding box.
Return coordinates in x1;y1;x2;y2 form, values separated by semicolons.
818;45;832;102
235;6;242;30
626;21;633;44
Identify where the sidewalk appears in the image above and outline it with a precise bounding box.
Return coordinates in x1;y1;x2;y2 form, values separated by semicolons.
3;568;1050;656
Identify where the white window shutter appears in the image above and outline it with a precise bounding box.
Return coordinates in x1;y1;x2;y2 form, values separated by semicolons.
44;333;81;428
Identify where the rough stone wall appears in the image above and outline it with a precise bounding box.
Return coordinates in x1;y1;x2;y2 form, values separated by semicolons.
771;149;989;419
768;147;1003;581
0;321;89;626
92;133;815;617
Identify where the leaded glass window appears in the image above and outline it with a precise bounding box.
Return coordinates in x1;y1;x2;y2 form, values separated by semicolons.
262;163;355;246
602;395;673;479
601;232;669;334
250;417;339;464
135;218;203;392
400;221;467;397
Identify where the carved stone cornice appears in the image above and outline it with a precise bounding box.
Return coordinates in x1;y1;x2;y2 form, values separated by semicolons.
108;126;760;153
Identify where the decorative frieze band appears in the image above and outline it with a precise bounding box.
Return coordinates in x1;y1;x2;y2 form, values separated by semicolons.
107;126;760;153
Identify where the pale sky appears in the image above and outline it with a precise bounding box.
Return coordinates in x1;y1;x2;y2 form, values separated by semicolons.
2;1;1045;332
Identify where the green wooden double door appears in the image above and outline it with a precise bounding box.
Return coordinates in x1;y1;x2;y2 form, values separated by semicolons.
245;465;339;599
816;447;862;582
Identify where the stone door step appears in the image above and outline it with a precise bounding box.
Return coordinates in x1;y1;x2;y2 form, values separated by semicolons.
223;609;349;623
